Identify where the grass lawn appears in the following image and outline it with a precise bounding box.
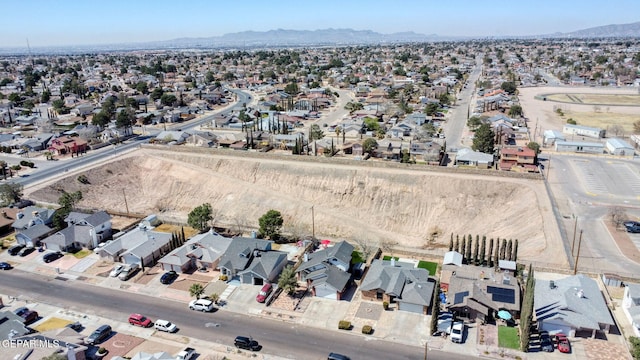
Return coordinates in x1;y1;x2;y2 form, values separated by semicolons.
71;249;92;259
498;325;520;350
417;260;438;275
351;251;365;264
382;255;399;261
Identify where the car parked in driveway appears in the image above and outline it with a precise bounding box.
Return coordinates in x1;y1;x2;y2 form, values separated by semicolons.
43;251;63;263
128;313;152;327
8;244;25;256
234;336;260;351
21;310;39;324
14;307;29;317
85;325;112;345
450;321;464;343
256;283;272;303
109;264;125;277
160;270;178;284
18;247;35;257
540;331;554;352
554;333;571;353
189;299;214;312
0;262;12;270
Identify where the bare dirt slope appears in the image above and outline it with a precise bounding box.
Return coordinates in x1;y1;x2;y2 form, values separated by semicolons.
27;148;564;265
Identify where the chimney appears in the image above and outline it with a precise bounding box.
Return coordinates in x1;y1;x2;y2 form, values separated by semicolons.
1;211;8;219
577;289;584;298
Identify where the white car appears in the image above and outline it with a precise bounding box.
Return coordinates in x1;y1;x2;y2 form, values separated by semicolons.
154;319;178;333
189;299;214;312
109;264;125;277
450;321;464;343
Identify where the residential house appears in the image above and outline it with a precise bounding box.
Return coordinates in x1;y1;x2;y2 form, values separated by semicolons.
296;241;354;300
360;258;435;314
454;148;494;168
154;130;191;144
217;237;288;285
159;230;233;273
623;283;640;336
48;135;88;155
9;328;88;360
535;274;615;337
441;264;521;322
0;311;33;340
97;226;171;266
12;206;55;232
0;207;19;235
16;223;55;248
498;146;538;172
42;211;112;252
411;141;442;164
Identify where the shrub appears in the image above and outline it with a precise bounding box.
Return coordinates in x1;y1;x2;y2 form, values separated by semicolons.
19;161;34;168
219;275;228;281
77;175;90;184
338;320;351;330
97;347;108;354
362;325;373;334
383;301;389;310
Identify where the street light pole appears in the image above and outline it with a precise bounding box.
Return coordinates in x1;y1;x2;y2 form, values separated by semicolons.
573;230;583;275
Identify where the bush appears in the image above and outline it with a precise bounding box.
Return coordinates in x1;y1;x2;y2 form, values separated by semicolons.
19;161;34;168
97;347;108;354
383;301;389;310
77;175;90;184
362;325;373;334
338;320;351;330
219;275;228;281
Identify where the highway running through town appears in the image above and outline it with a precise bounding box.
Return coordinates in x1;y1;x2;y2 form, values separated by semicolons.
0;269;472;360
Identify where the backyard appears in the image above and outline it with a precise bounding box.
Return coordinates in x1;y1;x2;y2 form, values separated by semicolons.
498;325;520;350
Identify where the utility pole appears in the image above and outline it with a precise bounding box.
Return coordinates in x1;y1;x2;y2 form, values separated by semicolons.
424;341;428;360
122;189;130;215
571;216;578;256
311;205;315;241
573;230;583;275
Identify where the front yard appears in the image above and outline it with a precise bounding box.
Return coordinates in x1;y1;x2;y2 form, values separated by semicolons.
498;325;520;350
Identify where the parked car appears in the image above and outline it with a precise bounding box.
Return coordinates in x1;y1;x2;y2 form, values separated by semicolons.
21;310;39;324
85;325;112;345
189;299;214;312
624;221;640;229
8;244;25;256
627;225;640;234
154;319;178;333
110;264;125;277
14;307;29;317
256;283;273;303
128;313;152;327
0;262;12;270
328;353;351;360
43;251;63;263
450;321;464;343
160;270;178;284
118;263;140;281
176;347;196;360
66;321;83;331
554;333;571;353
540;331;554;352
18;247;36;257
234;336;260;351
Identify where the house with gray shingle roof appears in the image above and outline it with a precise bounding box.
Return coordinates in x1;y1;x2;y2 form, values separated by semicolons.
0;311;32;341
158;230;233;273
42;211;112;252
217;237;288;285
623;283;640;336
361;258;435;314
297;241;354;300
12;206;55;232
535;274;615;337
15;223;54;247
97;226;171;267
454;148;494;168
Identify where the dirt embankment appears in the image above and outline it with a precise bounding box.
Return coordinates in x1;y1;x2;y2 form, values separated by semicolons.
27;149;564;265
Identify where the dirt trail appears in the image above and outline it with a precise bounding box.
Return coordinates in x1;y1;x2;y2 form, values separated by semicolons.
26;148;566;265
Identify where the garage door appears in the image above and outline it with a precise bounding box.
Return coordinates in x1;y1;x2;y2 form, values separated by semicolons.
315;285;337;300
399;302;424;314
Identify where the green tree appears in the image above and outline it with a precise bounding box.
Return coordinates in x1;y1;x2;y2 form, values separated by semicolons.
277;265;298;295
160;94;177;106
363;117;380;132
116;108;135;133
362;138;378;154
309;124;324;141
188;203;213;232
150;88;164;101
259;209;284;239
519;264;535;352
466;116;483;130
135;81;149;94
501;81;517;95
0;182;23;206
92;111;110;128
438;93;451;105
527;142;541;155
430;280;441;335
189;283;204;299
284;82;299;95
53;191;83;230
472;123;495;154
508;105;523;117
425;102;439;116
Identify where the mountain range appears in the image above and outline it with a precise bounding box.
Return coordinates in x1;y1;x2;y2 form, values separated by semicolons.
2;22;640;55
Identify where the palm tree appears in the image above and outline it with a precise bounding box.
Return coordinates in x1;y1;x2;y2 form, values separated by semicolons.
277;265;298;295
189;283;204;299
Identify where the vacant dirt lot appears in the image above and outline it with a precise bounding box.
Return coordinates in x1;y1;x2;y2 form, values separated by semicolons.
26;148;565;265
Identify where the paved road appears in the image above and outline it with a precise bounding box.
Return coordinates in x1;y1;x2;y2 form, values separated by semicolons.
443;54;483;151
0;269;471;360
545;153;640;275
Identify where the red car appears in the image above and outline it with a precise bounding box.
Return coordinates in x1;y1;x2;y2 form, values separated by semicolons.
554;333;571;353
256;283;273;303
128;313;152;327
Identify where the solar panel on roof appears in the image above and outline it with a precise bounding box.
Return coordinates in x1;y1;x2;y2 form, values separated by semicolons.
453;291;469;304
487;286;515;304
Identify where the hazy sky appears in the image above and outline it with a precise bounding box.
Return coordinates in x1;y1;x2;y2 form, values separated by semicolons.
2;0;639;48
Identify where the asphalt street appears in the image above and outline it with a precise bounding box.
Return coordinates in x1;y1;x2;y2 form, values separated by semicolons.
0;269;471;360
